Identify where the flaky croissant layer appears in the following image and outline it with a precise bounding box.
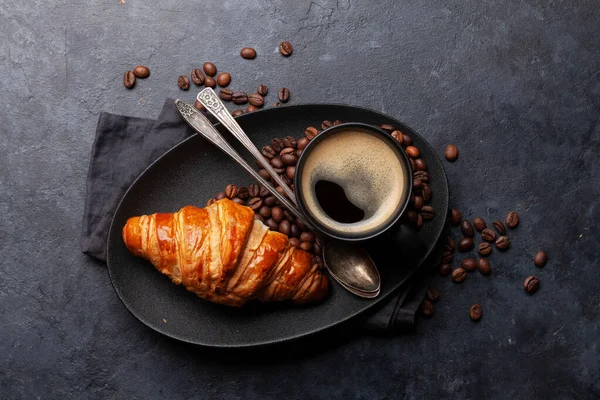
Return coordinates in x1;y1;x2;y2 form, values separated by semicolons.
122;199;328;307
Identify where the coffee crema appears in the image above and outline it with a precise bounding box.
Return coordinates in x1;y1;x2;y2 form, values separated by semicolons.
299;128;408;238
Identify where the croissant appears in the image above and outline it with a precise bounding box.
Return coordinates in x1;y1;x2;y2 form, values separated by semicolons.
122;198;329;307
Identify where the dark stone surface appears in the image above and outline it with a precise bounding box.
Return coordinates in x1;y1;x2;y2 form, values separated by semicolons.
1;0;599;398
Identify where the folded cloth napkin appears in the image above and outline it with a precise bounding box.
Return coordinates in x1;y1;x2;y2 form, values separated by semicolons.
81;98;442;333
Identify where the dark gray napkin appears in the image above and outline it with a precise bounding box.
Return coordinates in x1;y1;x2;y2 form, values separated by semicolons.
81;98;437;332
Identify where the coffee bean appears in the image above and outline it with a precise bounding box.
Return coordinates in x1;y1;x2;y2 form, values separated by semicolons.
216;72;231;87
481;228;496;242
248;197;263;210
204;76;216;88
270;138;284;152
390;130;403;143
478;242;493;256
295;218;307;231
219;88;233;101
232;92;248;104
477;258;491;275
495;236;510;250
191;68;205;85
413;178;422;191
524;276;539;293
441;253;453;264
215;192;226;200
403;134;413;146
279;174;291;186
405;146;420;158
439;263;452;276
452;267;467;283
300;232;315;243
278;87;290;102
232;197;245;205
305;126;318;140
379;124;395;132
506;211;519;228
414;158;427;171
249;93;264;107
300;241;312;252
259;185;271;198
444;144;458;162
458;237;474;252
297;137;309;150
254;214;264;223
264;196;277;207
240;47;257;59
447;237;456;251
313;241;322;256
450;209;462;226
406;210;418;225
203;62;217;76
420;299;434;316
266;218;279;231
257;84;268;96
534;251;547;267
261;146;276;159
281;153;297;166
123;71;136;88
409;158;416;171
248;183;259;198
272;102;281;107
270;157;284;169
238;186;249;199
273;167;285;174
232;109;244;117
321;120;333;130
290;222;300;238
258;206;271;218
416;214;423;229
426;287;440;301
225;184;238;199
492;220;506;235
193;100;205;111
461;220;475;237
333;120;342;125
461;258;476;271
270;206;284;223
279;220;291;236
279;41;293;56
420;205;435;220
413;196;423;210
469;304;482;321
473;217;486;232
286;166;296;180
133;65;150;79
289;237;300;248
282;136;297;149
258;169;272;182
421;183;432;202
206;198;216;207
246;105;258;113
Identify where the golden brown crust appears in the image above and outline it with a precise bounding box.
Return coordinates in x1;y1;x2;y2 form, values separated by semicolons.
122;199;329;307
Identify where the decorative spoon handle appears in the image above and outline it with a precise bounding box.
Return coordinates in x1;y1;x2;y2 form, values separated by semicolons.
174;99;304;221
196;88;297;204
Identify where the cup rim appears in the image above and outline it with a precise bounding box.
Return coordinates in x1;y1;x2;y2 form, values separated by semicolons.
293;122;414;242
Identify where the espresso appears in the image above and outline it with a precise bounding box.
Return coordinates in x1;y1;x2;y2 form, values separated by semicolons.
299;128;408;238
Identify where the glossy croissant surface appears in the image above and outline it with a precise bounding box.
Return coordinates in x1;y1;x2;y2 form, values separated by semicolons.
122;199;328;307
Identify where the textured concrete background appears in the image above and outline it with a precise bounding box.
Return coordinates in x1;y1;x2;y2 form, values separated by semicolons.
1;0;599;398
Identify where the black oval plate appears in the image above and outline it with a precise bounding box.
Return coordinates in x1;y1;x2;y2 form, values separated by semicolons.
107;104;449;348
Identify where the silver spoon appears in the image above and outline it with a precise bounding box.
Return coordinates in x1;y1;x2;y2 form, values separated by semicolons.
194;89;381;298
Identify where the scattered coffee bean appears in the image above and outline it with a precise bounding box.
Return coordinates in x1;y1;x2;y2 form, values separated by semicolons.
420;299;434;316
426;287;440;301
232;92;249;104
469;304;482;321
279;41;293;56
439;263;452;276
279;174;291;186
305;126;318;140
191;68;205;85
461;220;475;237
261;146;276;159
296;218;307;231
225;184;238;199
289;237;301;248
447;237;456;251
266;218;279;231
123;71;136;89
416;214;423;229
413;178;422;191
524;276;539;293
402;134;413;146
506;211;519;228
249;93;264;107
264;196;277;207
237;186;249;199
254;214;264;223
321;120;333;130
279;220;291;235
258;169;271;181
478;242;493;256
193;100;205;111
232;197;245;205
232;109;244;117
473;217;486;232
450;208;462;226
203;62;217;76
481;228;497;242
409;158;416;171
282;136;297;148
477;258;491;275
271;138;284;151
246;105;258;113
420;205;435;220
414;158;427;171
492;220;506;235
534;251;547;267
215;192;226;200
271;206;284;223
333;120;342;125
495;236;510;250
216;72;231;87
286;166;296;180
458;237;474;252
452;267;467;283
444;144;458;162
413;196;423;210
441;252;453;264
248;183;259;198
421;184;432;202
248;197;263;210
379;124;395;132
461;258;476;272
297;137;309;150
281;153;297;166
278;87;290;102
219;88;233;101
290;222;300;238
204;76;216;88
259;185;271;198
240;47;257;59
300;241;312;252
206;198;216;207
391;130;402;143
257;84;268;96
133;65;150;79
405;146;420;158
270;157;284;169
300;232;315;242
259;206;271;218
